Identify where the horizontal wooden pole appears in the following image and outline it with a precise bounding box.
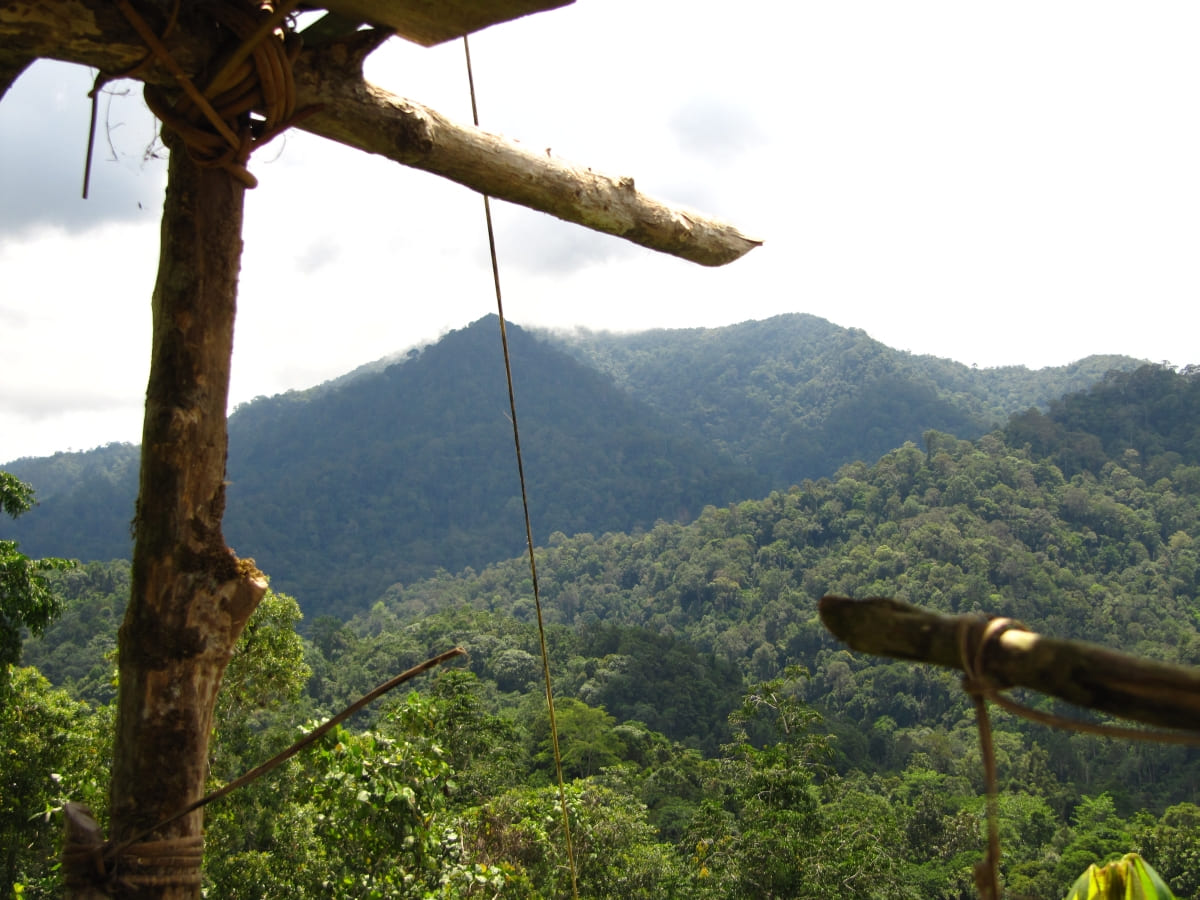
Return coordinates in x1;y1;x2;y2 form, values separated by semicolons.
819;595;1200;733
0;0;761;266
320;0;574;47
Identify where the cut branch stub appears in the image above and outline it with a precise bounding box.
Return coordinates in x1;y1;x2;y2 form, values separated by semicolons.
818;595;1200;733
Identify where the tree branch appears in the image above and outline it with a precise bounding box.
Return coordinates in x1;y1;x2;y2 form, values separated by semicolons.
0;54;34;101
319;0;573;48
0;0;762;266
818;595;1200;733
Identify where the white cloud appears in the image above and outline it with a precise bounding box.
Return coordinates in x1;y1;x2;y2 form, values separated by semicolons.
3;0;1200;461
0;62;165;236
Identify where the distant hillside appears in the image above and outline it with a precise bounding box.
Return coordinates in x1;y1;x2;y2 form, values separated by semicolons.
369;363;1200;808
2;314;1145;617
0;442;139;561
220;318;759;616
21;363;1200;899
553;313;1142;483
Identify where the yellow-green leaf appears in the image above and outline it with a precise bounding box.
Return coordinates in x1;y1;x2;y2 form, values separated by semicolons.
1064;853;1178;900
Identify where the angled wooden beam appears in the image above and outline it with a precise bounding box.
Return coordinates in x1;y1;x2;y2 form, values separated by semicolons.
318;0;574;47
819;595;1200;733
0;53;34;101
295;40;762;266
0;0;761;266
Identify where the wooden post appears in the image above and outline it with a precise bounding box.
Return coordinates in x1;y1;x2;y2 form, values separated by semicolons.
100;132;266;899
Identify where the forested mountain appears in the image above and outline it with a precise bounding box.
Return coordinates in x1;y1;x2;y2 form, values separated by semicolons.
554;314;1141;481
221;320;760;616
0;442;139;562
16;363;1200;897
3;313;1143;617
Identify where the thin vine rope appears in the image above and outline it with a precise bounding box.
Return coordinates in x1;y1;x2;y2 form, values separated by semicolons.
959;617;1013;900
63;647;466;890
463;35;580;899
957;614;1200;898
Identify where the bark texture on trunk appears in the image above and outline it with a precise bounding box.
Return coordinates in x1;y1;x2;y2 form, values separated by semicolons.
103;133;266;899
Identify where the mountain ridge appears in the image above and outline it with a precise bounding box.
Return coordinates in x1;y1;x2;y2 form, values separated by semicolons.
4;312;1147;616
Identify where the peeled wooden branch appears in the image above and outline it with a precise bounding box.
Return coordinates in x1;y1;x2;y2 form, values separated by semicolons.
818;595;1200;733
0;54;34;100
295;63;762;266
0;0;762;266
319;0;573;47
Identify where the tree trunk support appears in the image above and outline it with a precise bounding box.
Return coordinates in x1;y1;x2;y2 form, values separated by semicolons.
93;132;266;899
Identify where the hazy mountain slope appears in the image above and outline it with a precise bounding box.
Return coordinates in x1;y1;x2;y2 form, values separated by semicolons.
3;314;1144;617
373;364;1200;807
553;314;1143;481
1;443;138;562
221;318;760;615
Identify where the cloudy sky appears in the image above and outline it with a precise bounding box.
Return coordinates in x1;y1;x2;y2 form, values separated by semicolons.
3;1;1199;462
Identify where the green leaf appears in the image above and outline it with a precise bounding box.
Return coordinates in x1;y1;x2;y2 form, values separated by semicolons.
1065;853;1178;900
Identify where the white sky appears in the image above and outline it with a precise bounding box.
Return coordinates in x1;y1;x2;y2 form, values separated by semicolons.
3;1;1199;463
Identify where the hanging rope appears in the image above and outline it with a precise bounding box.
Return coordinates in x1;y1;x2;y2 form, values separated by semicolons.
463;34;581;900
83;1;179;199
959;617;1017;900
956;613;1200;898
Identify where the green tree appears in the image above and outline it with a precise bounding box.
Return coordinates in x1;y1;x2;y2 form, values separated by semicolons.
1138;803;1200;899
0;473;74;687
0;666;108;896
423;670;527;801
209;588;312;778
532;699;628;780
459;780;682;899
1056;794;1134;888
685;668;832;898
204;699;459;898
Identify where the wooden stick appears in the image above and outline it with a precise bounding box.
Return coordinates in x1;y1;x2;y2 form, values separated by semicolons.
0;0;762;267
818;595;1200;733
320;0;574;48
293;65;762;266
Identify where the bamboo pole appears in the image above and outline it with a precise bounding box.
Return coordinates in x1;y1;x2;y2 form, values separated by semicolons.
818;595;1200;733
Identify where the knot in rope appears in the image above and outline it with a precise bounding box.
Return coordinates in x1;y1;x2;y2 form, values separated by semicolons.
119;0;312;188
956;615;1027;900
958;615;1027;700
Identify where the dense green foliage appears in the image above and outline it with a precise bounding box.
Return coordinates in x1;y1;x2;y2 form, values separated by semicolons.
0;473;74;684
10;362;1200;897
2;315;1142;618
0;667;109;896
556;314;1142;481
